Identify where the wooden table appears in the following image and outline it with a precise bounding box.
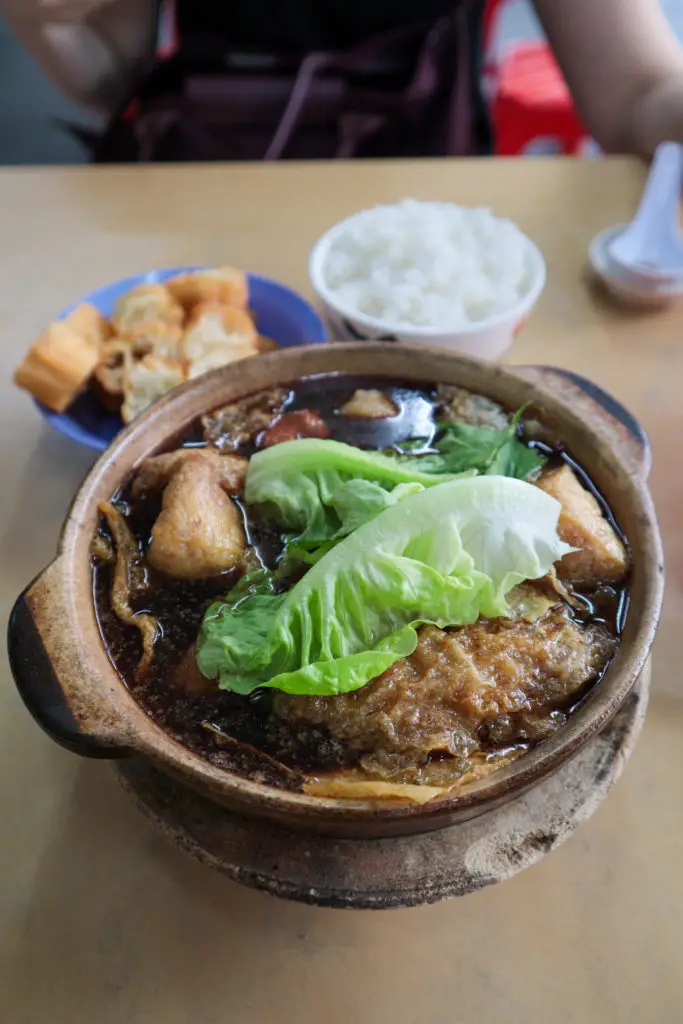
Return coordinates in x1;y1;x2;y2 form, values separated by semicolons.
1;159;682;1023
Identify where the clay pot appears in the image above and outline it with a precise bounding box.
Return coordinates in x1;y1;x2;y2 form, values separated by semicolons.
7;343;664;839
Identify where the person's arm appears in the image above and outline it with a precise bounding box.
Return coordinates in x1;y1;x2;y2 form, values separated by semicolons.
0;0;157;115
534;0;683;155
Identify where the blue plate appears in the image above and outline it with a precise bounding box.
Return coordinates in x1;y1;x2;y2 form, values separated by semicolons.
38;266;328;451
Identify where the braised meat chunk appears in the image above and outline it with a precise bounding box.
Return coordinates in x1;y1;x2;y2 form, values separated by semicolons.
433;612;614;721
133;450;247;579
147;456;245;579
260;409;330;447
436;384;510;430
274;610;615;767
339;389;399;419
202;388;290;450
505;582;560;622
132;448;247;497
536;464;629;584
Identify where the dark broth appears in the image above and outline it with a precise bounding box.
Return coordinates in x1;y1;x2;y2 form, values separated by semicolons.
93;376;628;790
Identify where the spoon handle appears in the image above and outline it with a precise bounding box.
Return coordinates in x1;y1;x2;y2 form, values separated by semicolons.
629;141;683;244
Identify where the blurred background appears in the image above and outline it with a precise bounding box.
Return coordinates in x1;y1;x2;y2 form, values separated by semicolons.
1;0;682;164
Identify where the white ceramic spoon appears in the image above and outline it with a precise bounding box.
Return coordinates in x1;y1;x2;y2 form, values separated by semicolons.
608;141;683;279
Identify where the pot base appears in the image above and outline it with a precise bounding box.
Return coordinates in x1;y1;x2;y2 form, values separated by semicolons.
113;664;649;910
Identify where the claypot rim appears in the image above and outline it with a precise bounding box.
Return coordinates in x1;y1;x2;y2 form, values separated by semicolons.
32;343;665;833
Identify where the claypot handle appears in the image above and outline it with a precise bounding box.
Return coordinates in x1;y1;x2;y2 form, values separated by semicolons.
7;557;132;758
518;366;651;478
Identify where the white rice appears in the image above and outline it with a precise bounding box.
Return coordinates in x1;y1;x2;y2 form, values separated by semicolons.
321;199;536;329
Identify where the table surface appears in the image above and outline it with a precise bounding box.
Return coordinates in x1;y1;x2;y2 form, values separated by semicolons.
1;159;681;1024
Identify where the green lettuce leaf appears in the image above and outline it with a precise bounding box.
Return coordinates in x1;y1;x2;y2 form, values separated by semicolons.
197;475;572;697
245;439;462;569
278;478;427;569
245;439;460;528
247;418;545;573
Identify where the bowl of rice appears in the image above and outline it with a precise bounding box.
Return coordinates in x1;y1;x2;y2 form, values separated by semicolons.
309;199;546;360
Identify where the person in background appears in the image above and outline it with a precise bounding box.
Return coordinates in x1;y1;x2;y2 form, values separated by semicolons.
3;0;683;158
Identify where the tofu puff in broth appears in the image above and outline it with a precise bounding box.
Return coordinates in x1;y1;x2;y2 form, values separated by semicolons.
92;379;629;805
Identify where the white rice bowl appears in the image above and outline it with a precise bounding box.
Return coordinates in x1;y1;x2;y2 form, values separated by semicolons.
315;199;540;331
